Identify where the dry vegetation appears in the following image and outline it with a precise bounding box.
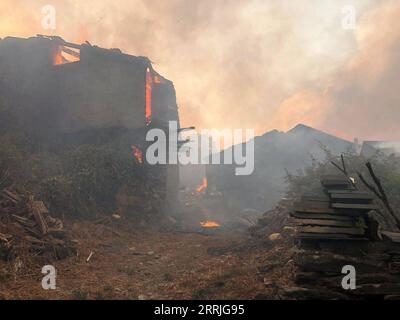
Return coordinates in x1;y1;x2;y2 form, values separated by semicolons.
286;150;400;229
0;218;272;300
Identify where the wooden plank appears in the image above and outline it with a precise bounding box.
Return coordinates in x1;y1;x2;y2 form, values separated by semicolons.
295;253;385;273
294;218;356;228
1;189;21;203
322;183;352;188
321;175;350;182
326;189;368;195
352;283;400;296
330;199;373;205
381;231;400;243
321;175;352;188
0;232;12;242
31;201;49;235
323;185;352;191
290;211;355;221
294;201;331;209
330;193;374;200
293;206;364;216
61;46;80;58
33;201;49;214
298;233;368;241
321;180;350;186
332;203;378;210
301;196;330;202
11;214;36;228
298;226;365;236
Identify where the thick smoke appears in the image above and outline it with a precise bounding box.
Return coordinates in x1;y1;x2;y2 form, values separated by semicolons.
0;0;398;141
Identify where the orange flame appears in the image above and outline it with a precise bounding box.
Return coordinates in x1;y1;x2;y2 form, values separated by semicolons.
53;46;80;66
53;47;64;65
132;145;144;164
154;75;165;84
196;177;208;193
145;67;152;125
200;221;221;228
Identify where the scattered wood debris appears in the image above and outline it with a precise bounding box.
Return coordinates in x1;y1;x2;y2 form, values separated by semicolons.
0;171;75;261
86;250;94;263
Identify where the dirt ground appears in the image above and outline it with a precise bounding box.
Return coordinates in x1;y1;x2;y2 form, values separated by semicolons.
0;218;278;300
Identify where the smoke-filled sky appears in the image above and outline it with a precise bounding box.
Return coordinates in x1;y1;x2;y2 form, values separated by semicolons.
1;0;399;141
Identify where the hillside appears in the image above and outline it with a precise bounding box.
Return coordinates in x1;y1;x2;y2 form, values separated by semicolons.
207;124;354;213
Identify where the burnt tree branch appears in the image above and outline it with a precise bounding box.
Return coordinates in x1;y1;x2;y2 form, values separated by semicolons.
341;154;348;176
331;161;346;175
357;162;400;229
331;155;355;188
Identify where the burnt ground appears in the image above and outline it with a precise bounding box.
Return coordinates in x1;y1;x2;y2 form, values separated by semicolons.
0;218;286;300
0;222;264;299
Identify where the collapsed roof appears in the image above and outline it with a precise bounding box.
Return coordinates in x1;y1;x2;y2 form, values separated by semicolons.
0;35;179;136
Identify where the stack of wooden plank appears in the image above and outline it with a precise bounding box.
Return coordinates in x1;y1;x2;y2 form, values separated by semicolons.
288;241;400;299
283;173;400;298
291;175;377;241
0;186;75;261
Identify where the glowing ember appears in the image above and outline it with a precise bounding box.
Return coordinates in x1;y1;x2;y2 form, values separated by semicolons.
154;75;165;84
200;221;221;228
53;47;64;65
145;67;153;125
53;46;80;66
196;177;208;193
132;145;143;164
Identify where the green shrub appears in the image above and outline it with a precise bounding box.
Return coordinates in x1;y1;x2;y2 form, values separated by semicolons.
0;130;151;219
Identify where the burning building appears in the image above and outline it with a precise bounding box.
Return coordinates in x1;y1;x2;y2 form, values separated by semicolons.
0;35;180;215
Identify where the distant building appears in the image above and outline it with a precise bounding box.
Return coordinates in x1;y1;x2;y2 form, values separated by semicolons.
360;141;400;158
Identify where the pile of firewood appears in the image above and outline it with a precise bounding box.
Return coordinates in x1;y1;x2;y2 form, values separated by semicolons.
0;169;75;261
281;161;400;299
284;240;400;299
